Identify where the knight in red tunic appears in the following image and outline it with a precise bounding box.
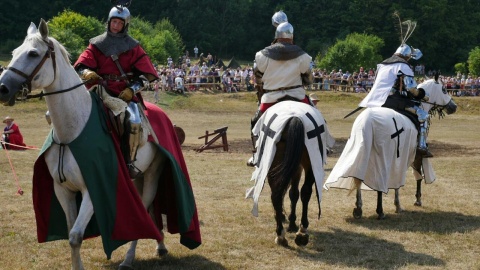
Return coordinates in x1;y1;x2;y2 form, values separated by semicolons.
74;6;158;169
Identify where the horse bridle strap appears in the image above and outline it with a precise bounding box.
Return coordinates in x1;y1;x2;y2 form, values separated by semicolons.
25;81;88;99
7;39;56;91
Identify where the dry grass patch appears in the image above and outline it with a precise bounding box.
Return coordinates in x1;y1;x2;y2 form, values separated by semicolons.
0;91;479;269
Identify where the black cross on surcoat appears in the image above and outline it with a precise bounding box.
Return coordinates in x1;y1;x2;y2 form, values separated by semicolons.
391;117;404;158
257;113;278;165
305;112;325;161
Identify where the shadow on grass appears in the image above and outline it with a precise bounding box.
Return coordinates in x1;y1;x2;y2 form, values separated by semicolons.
105;254;226;270
297;228;445;269
346;210;480;234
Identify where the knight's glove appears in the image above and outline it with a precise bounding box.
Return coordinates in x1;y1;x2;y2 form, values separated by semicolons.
118;87;134;102
80;69;102;82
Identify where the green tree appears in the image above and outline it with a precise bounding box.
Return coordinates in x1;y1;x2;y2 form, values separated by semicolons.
130;17;183;65
454;63;467;76
317;33;384;72
155;19;185;60
48;10;103;61
467;47;480;76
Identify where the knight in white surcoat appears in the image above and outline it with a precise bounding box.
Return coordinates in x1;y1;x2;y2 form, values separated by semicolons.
358;18;432;158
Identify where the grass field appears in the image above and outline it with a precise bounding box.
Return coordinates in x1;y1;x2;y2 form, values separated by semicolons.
0;90;479;269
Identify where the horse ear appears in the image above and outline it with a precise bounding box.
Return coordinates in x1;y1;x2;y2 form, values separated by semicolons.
434;72;439;83
27;22;38;35
39;18;49;40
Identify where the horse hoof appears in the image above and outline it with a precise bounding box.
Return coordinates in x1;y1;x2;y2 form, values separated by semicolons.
294;233;309;246
414;201;422;206
157;248;169;257
353;208;362;219
275;237;289;247
377;213;386;220
395;208;404;213
287;223;299;233
118;265;134;270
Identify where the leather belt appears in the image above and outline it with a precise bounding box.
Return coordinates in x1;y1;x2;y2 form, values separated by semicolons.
102;74;129;81
264;85;303;92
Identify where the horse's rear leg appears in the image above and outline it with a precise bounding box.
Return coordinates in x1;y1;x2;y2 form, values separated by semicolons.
352;178;363;219
394;188;404;213
415;179;422;206
287;169;302;233
295;169;314;246
376;191;385;220
271;189;288;247
121;148;168;269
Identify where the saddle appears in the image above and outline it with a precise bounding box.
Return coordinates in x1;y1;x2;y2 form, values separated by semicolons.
382;92;420;129
91;85;149;176
277;95;304;103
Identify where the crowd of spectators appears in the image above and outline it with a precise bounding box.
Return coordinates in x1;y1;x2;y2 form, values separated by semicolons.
149;57;480;97
439;74;480;96
310;67;376;93
152;53;255;93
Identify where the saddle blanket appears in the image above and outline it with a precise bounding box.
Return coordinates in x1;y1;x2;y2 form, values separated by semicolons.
246;101;329;217
324;107;435;193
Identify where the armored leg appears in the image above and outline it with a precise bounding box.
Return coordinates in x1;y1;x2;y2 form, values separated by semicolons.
126;103;143;176
414;106;433;158
247;109;263;167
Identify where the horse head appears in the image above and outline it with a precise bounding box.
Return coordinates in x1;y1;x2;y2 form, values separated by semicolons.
418;76;457;116
0;19;60;106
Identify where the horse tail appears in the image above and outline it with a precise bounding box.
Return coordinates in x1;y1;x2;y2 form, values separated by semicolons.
270;117;304;196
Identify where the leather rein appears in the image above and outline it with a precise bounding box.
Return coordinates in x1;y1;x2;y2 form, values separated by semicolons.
6;38;87;100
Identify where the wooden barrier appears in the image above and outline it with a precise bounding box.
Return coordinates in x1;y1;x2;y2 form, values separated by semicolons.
196;126;229;152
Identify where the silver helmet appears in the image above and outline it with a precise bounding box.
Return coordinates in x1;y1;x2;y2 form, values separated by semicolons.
395;44;423;60
108;6;131;33
275;22;294;39
272;11;288;27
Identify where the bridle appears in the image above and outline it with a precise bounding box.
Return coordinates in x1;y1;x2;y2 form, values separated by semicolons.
421;82;454;119
5;38;87;100
7;38;56;94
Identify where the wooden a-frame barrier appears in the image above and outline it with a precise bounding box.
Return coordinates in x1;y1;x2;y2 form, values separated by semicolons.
196;126;229;152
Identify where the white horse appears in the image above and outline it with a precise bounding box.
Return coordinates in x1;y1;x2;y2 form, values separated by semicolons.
324;76;457;219
0;20;200;270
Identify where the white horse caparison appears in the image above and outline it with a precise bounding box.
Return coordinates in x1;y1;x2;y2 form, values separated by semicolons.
0;19;168;270
324;76;457;219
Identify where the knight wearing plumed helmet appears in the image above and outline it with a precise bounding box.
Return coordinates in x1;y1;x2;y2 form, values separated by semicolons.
359;13;432;158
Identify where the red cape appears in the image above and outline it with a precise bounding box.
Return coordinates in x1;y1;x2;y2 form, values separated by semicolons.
32;93;201;259
143;102;201;249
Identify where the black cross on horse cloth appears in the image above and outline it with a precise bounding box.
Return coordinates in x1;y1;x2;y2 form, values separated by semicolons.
247;101;328;217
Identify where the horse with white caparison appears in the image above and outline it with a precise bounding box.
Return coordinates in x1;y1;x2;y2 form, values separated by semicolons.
247;101;330;246
324;75;457;219
0;19;201;270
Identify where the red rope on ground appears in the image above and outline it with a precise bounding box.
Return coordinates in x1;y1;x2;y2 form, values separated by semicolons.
1;141;26;195
0;140;40;150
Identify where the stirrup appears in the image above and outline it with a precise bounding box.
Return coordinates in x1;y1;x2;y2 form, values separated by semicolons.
416;147;433;158
127;162;143;178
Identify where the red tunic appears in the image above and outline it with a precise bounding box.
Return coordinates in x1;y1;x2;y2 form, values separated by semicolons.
74;43;158;102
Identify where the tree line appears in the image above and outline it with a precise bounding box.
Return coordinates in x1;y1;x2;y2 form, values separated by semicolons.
2;0;480;73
